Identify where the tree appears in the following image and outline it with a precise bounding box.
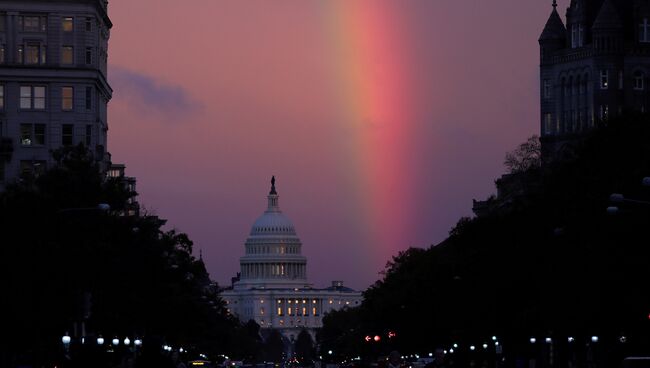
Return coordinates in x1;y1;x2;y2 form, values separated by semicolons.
504;135;541;174
294;329;315;365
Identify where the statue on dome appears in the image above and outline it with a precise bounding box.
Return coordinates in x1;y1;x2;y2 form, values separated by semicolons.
270;176;277;195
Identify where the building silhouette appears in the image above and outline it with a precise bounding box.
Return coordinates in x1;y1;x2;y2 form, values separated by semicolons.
0;0;133;192
540;0;650;155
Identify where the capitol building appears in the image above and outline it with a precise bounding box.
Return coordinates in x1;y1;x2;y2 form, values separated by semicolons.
220;177;363;340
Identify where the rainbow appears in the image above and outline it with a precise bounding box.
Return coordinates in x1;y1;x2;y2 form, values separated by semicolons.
321;2;419;267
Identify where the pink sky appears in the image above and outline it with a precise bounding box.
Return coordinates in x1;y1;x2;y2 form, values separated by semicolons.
106;0;570;290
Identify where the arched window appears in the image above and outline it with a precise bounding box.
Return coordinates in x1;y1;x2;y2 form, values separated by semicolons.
634;70;645;90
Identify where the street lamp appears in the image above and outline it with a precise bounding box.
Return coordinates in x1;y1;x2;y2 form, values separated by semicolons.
134;338;143;347
112;337;120;346
124;337;131;346
591;336;599;343
530;337;537;344
62;333;71;350
97;336;105;345
567;337;575;343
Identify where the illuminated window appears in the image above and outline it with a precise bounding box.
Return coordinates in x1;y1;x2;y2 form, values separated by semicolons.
62;17;73;32
600;70;609;89
25;43;40;64
600;105;609;120
62;124;73;146
260;308;265;315
61;46;73;65
20;16;46;32
312;307;318;316
21;124;32;145
20;86;45;110
62;87;73;111
302;307;307;316
288;307;293;316
277;307;283;316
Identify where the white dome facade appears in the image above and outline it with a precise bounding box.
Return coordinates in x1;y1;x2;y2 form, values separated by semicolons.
234;177;309;290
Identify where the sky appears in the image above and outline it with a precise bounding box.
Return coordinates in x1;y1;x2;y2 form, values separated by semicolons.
106;0;571;290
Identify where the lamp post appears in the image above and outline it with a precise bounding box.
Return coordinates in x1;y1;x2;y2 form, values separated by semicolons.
62;333;71;352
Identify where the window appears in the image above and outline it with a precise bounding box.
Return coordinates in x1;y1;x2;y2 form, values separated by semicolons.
85;87;92;110
85;47;92;65
544;113;553;135
20;86;46;110
17;45;23;64
85;17;92;32
62;87;73;111
61;46;73;65
19;16;47;32
20;160;46;180
20;124;45;146
25;43;39;64
640;18;650;43
600;105;609;120
543;79;551;99
0;85;3;110
85;125;92;146
600;70;609;89
20;124;32;145
571;26;576;48
579;24;584;47
62;124;73;146
34;124;45;145
0;14;5;32
0;45;5;63
634;71;645;90
62;17;73;32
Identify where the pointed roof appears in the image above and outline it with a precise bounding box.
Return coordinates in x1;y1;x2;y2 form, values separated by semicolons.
539;5;567;42
592;0;623;30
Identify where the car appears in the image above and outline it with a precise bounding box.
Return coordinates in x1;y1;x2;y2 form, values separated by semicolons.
189;360;215;368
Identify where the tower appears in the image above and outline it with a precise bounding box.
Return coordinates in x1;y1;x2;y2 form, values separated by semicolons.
538;0;650;157
0;0;112;188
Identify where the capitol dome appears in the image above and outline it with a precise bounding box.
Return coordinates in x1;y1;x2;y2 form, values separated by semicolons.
234;176;310;290
250;212;296;236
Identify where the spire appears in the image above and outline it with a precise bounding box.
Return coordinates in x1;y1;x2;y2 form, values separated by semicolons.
539;2;567;42
267;176;280;212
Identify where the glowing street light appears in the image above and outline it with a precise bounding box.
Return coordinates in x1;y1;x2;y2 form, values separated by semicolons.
124;337;131;346
134;338;143;347
97;336;105;345
530;337;537;344
62;333;71;346
112;338;120;346
591;336;599;343
568;337;575;343
545;338;552;344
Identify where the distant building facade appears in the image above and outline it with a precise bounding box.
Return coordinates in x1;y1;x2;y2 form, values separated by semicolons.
539;0;650;155
0;0;116;189
220;178;363;341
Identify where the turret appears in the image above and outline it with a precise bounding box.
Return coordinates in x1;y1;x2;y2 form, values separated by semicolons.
539;1;567;63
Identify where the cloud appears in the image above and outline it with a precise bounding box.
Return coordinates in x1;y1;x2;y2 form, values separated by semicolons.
109;66;202;121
